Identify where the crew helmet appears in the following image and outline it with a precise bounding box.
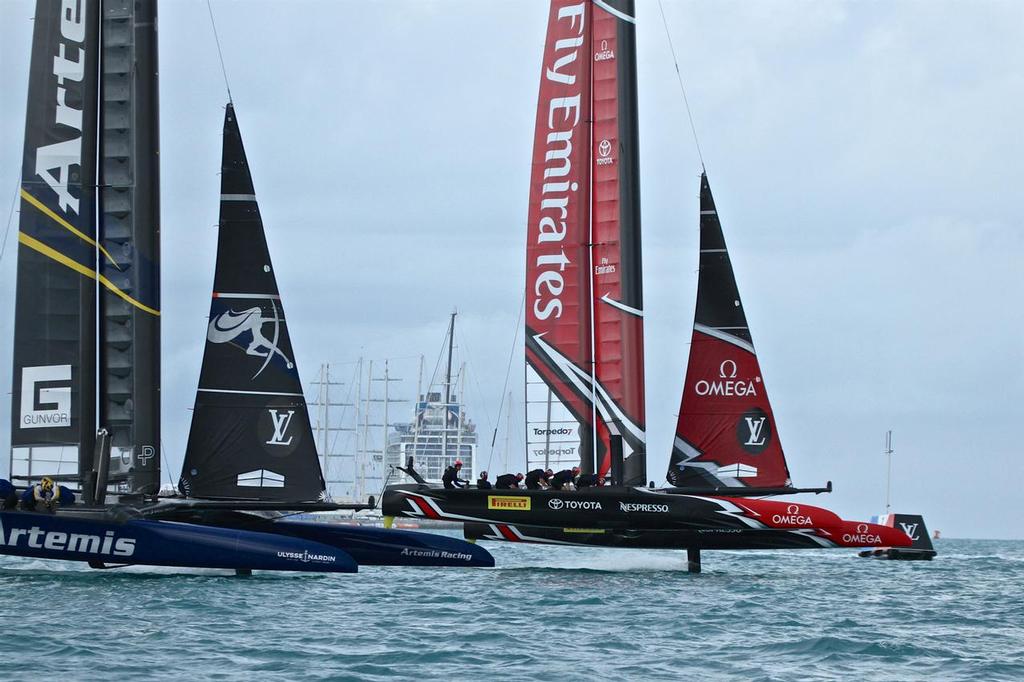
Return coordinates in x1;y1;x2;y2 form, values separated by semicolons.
454;460;463;468
40;476;54;492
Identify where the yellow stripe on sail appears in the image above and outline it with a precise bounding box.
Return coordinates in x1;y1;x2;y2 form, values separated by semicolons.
18;232;160;317
20;188;122;270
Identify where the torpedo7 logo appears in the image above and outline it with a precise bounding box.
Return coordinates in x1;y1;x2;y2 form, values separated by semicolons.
20;365;72;430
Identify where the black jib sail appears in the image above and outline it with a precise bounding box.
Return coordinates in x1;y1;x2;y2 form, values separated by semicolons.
179;104;326;501
667;174;793;489
10;0;101;477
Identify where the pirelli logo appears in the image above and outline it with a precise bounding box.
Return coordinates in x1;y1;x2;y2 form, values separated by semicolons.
487;496;531;511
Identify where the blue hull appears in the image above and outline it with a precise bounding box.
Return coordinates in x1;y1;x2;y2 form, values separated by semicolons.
0;510;357;573
276;520;495;567
148;507;495;568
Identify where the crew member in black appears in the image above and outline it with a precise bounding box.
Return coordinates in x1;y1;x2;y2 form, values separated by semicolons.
576;473;605;488
442;460;469;489
550;466;581;491
495;473;523;489
476;471;492;490
524;468;552;490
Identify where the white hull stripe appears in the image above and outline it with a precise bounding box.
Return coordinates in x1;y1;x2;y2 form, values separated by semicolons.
221;194;257;201
693;323;756;354
600;294;644;318
198;388;304;397
593;0;635;23
213;292;281;300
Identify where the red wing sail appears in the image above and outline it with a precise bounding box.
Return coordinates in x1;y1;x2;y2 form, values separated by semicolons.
525;0;647;480
667;174;793;489
589;0;646;484
525;1;595;474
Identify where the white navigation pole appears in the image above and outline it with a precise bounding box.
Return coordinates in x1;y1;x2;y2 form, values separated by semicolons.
884;430;894;513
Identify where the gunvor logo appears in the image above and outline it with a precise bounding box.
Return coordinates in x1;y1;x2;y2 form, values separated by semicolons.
488;496;531;511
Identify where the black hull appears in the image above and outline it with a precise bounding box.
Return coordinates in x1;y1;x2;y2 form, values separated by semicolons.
384;484;762;531
382;484;910;550
464;522;835;550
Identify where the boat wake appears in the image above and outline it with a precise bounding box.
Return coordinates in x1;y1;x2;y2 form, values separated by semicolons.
495;549;691;574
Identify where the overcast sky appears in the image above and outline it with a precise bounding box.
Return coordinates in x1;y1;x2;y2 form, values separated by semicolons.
1;1;1021;538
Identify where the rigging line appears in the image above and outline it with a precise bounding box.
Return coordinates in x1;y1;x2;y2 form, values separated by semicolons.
487;290;526;474
206;0;233;104
453;325;495;462
160;439;175;489
657;0;706;171
373;466;395;510
0;180;19;267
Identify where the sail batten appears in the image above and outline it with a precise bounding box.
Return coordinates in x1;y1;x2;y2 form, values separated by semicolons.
179;104;326;502
667;174;792;489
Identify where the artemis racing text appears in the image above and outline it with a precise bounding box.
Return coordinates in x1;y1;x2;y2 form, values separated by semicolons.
400;548;474;562
36;0;89;214
0;519;136;557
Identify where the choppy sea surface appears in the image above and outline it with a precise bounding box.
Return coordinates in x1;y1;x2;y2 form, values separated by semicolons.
2;535;1021;681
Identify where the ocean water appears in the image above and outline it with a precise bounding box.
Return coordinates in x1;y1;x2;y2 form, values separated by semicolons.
2;536;1021;681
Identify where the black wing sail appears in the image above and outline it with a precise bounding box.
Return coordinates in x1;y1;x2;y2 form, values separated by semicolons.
179;104;326;501
10;0;100;476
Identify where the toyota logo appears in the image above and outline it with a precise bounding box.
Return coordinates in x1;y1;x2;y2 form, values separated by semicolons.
548;499;564;510
598;139;612;158
857;523;869;533
787;504;799;515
